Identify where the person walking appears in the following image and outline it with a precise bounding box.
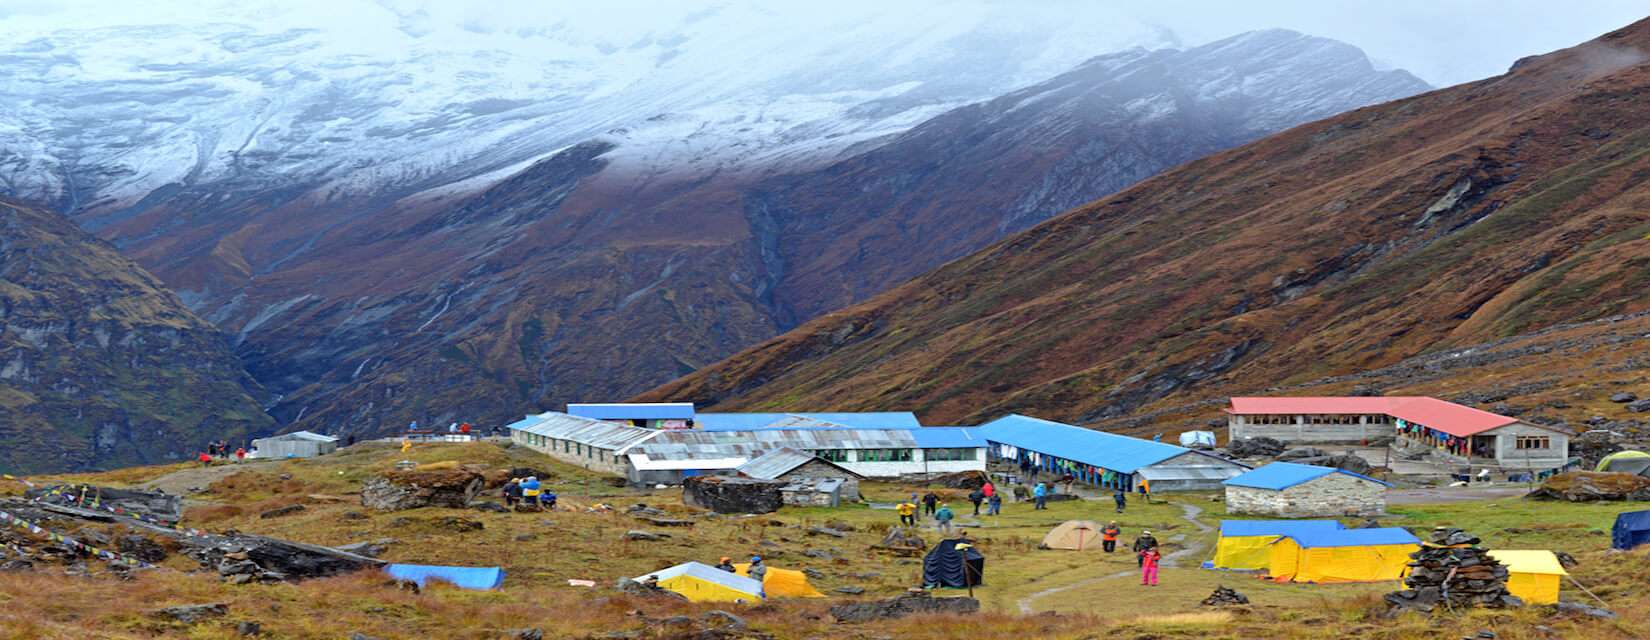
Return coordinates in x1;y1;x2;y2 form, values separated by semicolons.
922;492;939;518
234;447;247;463
986;491;1002;516
1132;530;1159;568
981;480;995;500
1033;482;1048;510
934;503;955;534
715;557;736;573
1102;521;1121;553
967;487;984;516
1113;489;1127;514
896;500;917;527
1140;546;1161;586
748;556;768;597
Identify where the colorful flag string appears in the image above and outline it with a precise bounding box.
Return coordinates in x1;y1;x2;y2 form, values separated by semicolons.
0;509;152;569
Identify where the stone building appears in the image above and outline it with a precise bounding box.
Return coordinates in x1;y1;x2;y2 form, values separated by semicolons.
1227;396;1572;471
1223;462;1389;517
737;447;864;505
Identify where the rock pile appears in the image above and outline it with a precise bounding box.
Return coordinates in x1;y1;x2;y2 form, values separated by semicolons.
931;470;987;489
1526;472;1650;502
1386;528;1521;612
682;477;783;514
829;591;979;622
1228;437;1285;458
27;484;183;523
872;527;928;556
1200;585;1250;607
360;468;485;511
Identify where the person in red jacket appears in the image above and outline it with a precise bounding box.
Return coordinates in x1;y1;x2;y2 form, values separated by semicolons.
235;447;247;463
1140;546;1161;586
198;452;212;468
459;423;472;437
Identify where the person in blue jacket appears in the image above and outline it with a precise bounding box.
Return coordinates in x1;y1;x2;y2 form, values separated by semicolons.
1033;482;1048;510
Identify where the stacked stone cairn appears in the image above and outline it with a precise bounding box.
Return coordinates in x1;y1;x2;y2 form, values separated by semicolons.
1386;527;1522;612
1201;585;1250;607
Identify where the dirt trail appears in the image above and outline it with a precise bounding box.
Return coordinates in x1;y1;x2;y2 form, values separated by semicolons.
1015;502;1210;614
135;461;269;497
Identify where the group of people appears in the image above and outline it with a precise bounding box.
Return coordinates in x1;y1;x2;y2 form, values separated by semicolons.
713;556;767;596
895;481;1002;533
198;441;247;467
501;476;556;511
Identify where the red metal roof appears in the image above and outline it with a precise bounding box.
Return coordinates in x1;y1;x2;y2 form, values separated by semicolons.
1227;396;1519;437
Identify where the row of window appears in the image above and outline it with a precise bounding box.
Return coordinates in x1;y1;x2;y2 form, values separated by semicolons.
519;433;608;462
1243;414;1388;425
811;448;979;463
1514;436;1552;450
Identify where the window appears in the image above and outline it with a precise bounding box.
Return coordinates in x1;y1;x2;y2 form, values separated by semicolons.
1515;436;1551;450
925;448;977;461
814;449;851;463
858;448;913;463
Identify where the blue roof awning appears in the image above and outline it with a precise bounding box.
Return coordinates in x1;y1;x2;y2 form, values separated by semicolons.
976;414;1192;473
1220;519;1344;537
566;403;695;420
1223;462;1391;490
910;427;985;448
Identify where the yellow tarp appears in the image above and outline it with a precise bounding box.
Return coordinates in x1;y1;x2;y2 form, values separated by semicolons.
1487;550;1566;605
1267;538;1417;583
657;574;763;603
1212;535;1278;570
734;564;825;598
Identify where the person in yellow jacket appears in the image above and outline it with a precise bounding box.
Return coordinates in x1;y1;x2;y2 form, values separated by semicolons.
896;501;917;527
400;438;412;453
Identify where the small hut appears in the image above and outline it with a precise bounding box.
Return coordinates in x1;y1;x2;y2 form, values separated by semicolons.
251;431;339;459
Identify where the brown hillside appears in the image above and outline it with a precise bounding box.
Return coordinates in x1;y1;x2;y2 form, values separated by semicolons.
639;19;1650;430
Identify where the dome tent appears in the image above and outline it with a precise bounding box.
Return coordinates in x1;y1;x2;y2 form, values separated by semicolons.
1596;450;1650;477
1041;520;1103;551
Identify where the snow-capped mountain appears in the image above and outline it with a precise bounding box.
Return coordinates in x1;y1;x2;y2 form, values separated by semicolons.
0;1;1178;216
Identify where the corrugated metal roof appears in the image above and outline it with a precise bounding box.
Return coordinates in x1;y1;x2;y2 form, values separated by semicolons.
628;453;747;471
736;448;821;479
1276;527;1420;548
695;412;922;430
1223;461;1390;490
1227;397;1518;437
629;428;919;461
976;414;1191;473
567;402;695;420
909;427;985;449
1137;464;1246;482
262;430;338;442
513;412;660;450
1220;520;1345;537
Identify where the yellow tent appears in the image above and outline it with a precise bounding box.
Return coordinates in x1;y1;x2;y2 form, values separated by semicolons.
1042;520;1103;551
633;562;764;603
1486;550;1567;604
734;563;825;598
1212;520;1344;570
1267;528;1419;583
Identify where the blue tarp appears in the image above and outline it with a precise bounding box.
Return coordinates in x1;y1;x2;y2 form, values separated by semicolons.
1223;462;1392;490
1276;527;1420;548
1219;519;1345;537
695;412;922;430
976;414;1190;473
1612;510;1650;550
385;564;506;590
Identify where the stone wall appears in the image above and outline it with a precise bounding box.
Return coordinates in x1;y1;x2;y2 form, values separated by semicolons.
1225;471;1385;517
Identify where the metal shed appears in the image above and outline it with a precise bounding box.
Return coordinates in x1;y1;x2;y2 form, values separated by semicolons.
252;431;339;459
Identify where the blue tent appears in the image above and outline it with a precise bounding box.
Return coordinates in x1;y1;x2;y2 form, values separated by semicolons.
1612;510;1650;551
385;564;506;590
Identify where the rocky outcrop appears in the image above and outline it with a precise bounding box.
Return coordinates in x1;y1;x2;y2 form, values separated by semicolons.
360;469;485;511
681;477;783;514
1526;472;1650;502
829;592;980;622
28;484;183;523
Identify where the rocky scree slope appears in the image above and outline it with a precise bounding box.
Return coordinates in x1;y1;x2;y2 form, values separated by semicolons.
639;19;1650;428
0;198;272;473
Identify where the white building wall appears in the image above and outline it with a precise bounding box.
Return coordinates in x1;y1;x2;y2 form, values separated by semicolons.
837;448;985;478
1489;423;1570;468
1225;472;1386;517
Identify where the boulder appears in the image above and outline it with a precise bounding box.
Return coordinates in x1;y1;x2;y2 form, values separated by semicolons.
829;592;979;623
626;530;669;541
469;501;510;513
335;539;396;558
1628;399;1650;413
1610;392;1637;403
28;484;183;523
931;470;987;489
151;603;228;624
1278;447;1328;461
682;477;783;515
117;535;169;564
1553;601;1616;619
360;468;485;512
1228;437;1285;458
509;629;545;640
1297;454;1374;475
701;610;746;630
1526;472;1650;501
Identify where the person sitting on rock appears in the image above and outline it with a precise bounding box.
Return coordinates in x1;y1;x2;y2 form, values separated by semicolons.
503;478;522;508
520;477;542;511
541;489;557;510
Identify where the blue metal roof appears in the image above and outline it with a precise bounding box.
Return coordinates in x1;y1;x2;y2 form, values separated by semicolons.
695;412;921;430
1276;527;1420;548
566;403;695;420
1223;462;1391;490
909;427;985;449
1220;519;1345;537
976;414;1191;473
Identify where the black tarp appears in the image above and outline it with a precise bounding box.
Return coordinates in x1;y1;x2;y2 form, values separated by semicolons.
1613;510;1650;550
922;538;985;588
